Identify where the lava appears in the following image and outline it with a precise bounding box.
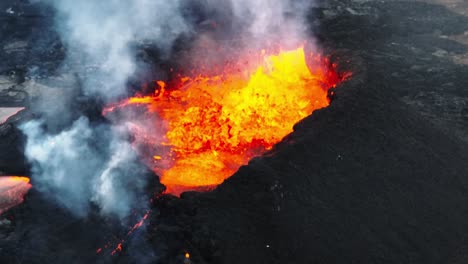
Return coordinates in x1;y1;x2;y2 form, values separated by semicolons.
97;210;150;256
0;176;32;214
105;47;347;195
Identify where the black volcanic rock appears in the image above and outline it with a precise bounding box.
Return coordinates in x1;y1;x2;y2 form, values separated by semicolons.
179;74;468;263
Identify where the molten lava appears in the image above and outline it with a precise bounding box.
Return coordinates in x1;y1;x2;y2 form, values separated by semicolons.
106;47;346;195
0;176;32;214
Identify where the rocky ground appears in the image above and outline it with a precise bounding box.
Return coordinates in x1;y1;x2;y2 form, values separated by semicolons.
1;0;468;263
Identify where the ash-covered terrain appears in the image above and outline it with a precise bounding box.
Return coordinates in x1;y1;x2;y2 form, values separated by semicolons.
1;0;468;263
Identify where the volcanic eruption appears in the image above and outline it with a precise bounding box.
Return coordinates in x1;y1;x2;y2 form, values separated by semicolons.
2;0;468;263
13;0;347;217
105;47;347;195
3;0;349;261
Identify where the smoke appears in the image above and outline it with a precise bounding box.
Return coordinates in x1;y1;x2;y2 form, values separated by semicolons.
19;0;190;219
48;0;190;100
230;0;313;48
20;117;149;218
179;0;315;72
19;0;314;221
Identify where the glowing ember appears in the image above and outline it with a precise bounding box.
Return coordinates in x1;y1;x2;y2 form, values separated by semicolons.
0;176;32;214
105;47;347;195
97;210;150;256
127;210;150;235
111;243;123;255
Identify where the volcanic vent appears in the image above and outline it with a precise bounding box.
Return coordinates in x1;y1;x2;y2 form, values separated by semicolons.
105;47;347;195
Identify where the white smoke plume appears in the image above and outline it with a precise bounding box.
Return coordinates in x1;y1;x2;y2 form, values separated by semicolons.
230;0;313;48
20;0;190;219
49;0;190;99
20;0;315;221
179;0;315;73
20;117;149;218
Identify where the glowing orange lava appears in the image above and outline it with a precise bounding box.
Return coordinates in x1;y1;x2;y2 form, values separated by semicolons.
105;47;347;195
0;176;32;214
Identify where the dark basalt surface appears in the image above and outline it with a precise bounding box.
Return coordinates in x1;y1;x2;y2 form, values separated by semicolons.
1;0;468;263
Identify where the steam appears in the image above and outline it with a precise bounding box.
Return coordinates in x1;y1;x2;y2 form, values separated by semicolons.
49;0;190;99
20;118;148;218
19;0;190;219
231;0;312;47
20;0;314;221
181;0;315;72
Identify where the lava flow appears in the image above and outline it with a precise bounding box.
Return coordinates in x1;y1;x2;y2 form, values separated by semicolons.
105;47;347;195
0;176;32;214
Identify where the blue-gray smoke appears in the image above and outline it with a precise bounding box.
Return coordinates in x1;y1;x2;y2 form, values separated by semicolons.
20;0;190;219
21;117;150;218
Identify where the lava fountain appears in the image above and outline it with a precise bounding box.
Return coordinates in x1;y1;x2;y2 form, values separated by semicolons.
105;47;348;195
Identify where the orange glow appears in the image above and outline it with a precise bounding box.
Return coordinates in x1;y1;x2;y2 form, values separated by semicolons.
0;176;32;214
127;210;150;235
185;252;190;259
97;210;150;256
105;47;347;195
111;243;123;255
